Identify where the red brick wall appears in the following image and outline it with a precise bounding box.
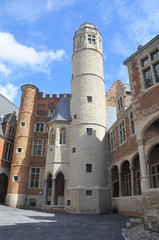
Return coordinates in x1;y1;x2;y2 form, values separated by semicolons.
109;109;138;165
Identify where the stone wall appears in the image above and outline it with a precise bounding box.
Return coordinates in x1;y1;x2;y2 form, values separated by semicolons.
143;189;159;232
112;196;143;217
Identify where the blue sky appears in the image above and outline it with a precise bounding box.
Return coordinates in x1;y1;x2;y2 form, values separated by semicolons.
0;0;159;107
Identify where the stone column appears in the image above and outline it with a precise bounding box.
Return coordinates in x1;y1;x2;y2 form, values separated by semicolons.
51;179;56;206
109;174;113;197
130;166;135;195
146;159;151;188
137;139;150;191
43;179;48;205
119;171;122;197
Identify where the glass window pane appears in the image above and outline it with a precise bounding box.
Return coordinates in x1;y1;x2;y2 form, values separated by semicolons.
153;176;157;188
156;164;159;173
154;63;159;82
142;57;149;67
151;50;159;60
151;166;156;175
144;69;153;89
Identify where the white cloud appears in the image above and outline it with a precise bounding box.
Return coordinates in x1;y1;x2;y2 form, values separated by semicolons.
116;0;159;44
0;63;11;77
111;34;132;56
46;0;77;11
118;65;129;84
0;32;66;74
1;0;79;23
0;83;18;102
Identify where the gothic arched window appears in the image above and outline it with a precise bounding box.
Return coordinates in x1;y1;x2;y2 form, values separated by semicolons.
50;130;55;146
59;128;66;145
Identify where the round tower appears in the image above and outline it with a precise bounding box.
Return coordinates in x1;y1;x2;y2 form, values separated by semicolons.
6;84;38;208
66;23;109;214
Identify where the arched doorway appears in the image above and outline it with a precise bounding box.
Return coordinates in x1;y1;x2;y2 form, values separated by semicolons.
111;166;119;197
133;155;141;195
55;173;64;206
121;161;131;196
47;173;52;205
0;173;8;203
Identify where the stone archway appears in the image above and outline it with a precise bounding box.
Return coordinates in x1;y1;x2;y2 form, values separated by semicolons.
111;166;119;197
121;161;131;196
0;173;8;203
133;155;141;195
47;173;52;205
55;172;64;206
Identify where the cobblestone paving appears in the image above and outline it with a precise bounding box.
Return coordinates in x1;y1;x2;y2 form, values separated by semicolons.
0;205;129;240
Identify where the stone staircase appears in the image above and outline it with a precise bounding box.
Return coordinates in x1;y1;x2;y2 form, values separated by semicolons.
42;205;65;214
122;218;143;240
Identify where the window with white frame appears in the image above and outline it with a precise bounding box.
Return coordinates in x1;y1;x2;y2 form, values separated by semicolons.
32;140;43;156
50;130;55;146
20;121;26;127
29;168;40;188
4;142;13;161
34;123;45;132
59;128;66;145
119;121;126;144
13;176;19;182
111;130;116;150
130;112;135;135
151;164;159;188
16;147;22;153
141;48;159;89
88;34;95;44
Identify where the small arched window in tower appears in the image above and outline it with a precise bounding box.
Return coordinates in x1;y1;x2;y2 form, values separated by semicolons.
59;128;66;145
50;130;55;146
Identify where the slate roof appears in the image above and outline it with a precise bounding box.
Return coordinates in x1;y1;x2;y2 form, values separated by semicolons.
49;97;71;123
0;113;11;124
106;106;117;130
0;124;4;137
0;94;19;118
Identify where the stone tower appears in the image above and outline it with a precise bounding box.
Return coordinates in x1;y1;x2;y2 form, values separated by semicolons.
66;23;110;213
6;84;38;207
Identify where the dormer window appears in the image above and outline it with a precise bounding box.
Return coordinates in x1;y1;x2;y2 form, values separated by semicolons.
88;34;95;45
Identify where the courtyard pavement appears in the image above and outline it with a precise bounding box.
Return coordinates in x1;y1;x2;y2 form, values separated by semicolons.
0;205;129;240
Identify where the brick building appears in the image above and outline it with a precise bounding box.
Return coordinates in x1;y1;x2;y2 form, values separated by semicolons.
0;94;18;203
4;23;159;231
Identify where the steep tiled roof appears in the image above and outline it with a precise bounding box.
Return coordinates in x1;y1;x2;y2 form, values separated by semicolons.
48;97;71;123
0;94;19;118
0;124;4;137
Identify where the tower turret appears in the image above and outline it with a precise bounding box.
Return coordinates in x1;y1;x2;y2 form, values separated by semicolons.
66;23;110;214
6;84;38;207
